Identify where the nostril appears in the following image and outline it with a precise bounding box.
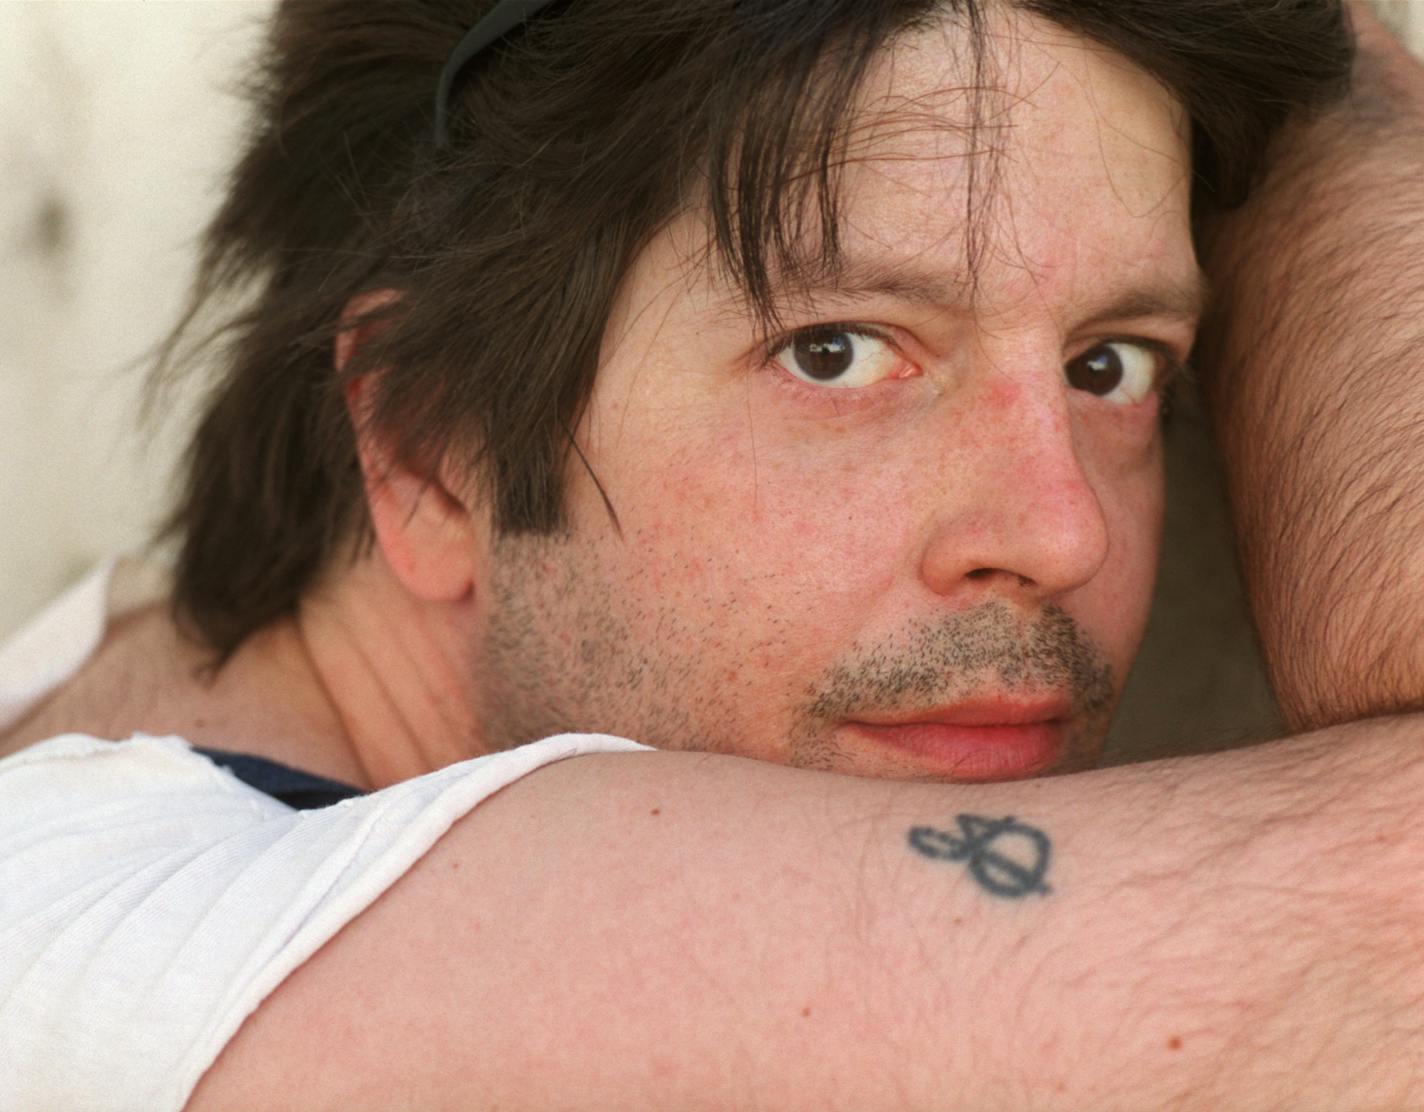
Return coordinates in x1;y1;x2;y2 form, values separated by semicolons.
966;567;1033;588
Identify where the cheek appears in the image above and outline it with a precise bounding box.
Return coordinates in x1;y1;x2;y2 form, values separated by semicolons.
1091;443;1165;659
617;420;914;637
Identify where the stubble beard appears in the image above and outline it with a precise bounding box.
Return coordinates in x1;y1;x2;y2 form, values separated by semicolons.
787;602;1117;778
479;532;1117;779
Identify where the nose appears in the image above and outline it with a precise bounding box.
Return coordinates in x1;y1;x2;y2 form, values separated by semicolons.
918;382;1110;605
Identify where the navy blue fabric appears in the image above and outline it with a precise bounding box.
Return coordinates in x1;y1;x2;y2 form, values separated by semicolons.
192;747;366;810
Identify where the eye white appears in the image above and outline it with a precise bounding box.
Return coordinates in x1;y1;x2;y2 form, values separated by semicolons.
1065;341;1161;405
773;328;902;389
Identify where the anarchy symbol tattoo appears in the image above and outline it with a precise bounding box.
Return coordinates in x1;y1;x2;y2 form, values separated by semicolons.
907;815;1052;899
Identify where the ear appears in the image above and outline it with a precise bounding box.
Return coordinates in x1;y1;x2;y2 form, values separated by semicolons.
339;292;477;604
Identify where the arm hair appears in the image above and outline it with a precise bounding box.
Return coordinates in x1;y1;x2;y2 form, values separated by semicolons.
1198;3;1424;730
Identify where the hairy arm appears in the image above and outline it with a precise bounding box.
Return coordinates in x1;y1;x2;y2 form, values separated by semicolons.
190;720;1424;1111
1198;3;1424;730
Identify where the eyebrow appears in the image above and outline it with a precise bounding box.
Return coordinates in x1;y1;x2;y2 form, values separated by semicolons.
769;253;966;310
1083;271;1212;326
761;252;1211;326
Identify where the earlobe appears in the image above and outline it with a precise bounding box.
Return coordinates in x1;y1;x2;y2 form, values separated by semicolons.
351;394;477;604
339;294;477;605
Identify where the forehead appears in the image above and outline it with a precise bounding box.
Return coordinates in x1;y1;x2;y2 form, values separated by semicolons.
868;13;1190;286
675;7;1198;324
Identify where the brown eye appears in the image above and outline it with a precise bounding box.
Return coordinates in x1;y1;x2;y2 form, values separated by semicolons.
792;329;854;381
1065;342;1158;405
772;326;906;389
1066;345;1123;396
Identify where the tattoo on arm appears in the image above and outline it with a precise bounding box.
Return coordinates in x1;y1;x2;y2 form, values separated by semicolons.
908;815;1052;899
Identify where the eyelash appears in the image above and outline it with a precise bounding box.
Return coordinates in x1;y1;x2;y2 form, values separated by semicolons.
758;322;896;368
1155;351;1195;423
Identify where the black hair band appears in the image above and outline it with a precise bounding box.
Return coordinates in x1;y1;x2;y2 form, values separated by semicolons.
434;0;561;147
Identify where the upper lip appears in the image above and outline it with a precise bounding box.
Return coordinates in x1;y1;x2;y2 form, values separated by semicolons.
848;696;1073;728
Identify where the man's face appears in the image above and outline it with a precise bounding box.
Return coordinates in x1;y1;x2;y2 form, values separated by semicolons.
474;11;1200;781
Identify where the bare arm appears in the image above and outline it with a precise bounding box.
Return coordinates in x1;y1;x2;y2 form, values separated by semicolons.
1198;3;1424;731
190;719;1424;1111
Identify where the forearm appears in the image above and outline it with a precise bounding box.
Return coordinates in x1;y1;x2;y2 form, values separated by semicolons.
1198;4;1424;730
191;719;1424;1111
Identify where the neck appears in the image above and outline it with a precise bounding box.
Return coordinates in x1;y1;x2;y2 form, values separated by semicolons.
294;550;487;789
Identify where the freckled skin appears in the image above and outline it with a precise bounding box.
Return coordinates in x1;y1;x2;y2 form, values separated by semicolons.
475;10;1194;782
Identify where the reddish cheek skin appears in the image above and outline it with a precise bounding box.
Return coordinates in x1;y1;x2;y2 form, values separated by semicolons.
626;416;912;627
1092;488;1163;653
986;381;1023;412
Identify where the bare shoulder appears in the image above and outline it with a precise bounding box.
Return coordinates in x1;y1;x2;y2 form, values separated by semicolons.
0;603;175;759
189;721;1424;1111
0;605;365;784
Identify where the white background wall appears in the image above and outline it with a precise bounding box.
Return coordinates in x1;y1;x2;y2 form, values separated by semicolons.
1;1;1421;759
0;1;271;635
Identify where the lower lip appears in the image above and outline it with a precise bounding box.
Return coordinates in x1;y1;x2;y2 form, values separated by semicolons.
845;720;1065;781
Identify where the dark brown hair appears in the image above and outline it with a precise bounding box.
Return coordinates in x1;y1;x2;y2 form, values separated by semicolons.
159;0;1351;658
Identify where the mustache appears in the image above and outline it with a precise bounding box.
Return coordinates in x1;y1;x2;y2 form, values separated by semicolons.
804;602;1115;721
